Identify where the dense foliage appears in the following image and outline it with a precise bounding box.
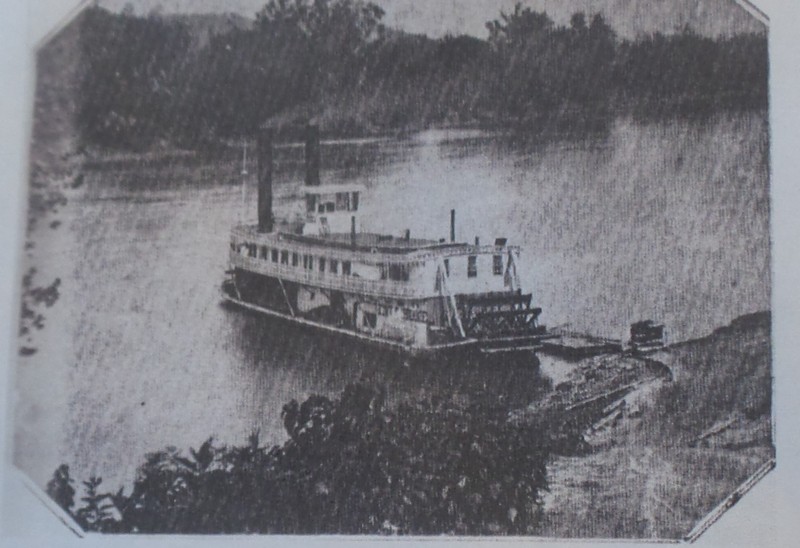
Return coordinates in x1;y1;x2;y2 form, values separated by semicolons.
50;384;560;535
74;1;768;150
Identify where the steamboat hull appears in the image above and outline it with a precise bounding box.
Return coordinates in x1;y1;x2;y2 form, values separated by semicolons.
221;273;550;364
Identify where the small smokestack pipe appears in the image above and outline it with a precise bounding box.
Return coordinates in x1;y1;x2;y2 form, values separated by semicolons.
404;229;411;241
475;236;480;246
257;128;274;233
305;123;320;187
450;209;456;243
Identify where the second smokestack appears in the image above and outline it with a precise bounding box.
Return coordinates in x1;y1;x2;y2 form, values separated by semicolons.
305;122;320;187
257;127;274;233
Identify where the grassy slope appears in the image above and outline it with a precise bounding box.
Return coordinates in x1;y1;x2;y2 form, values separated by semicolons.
539;312;773;539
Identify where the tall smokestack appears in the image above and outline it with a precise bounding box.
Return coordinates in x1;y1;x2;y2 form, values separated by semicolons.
450;209;456;243
305;122;320;187
257;127;274;233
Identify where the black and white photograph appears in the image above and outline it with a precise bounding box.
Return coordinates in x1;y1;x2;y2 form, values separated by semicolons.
0;0;793;543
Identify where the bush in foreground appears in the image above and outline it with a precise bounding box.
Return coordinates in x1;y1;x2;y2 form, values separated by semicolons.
52;384;553;535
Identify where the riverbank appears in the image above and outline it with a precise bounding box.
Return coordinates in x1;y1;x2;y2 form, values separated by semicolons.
43;311;773;538
538;311;773;539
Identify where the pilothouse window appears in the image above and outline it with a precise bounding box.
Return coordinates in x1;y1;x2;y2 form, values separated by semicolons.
467;256;477;278
336;192;350;211
493;255;503;275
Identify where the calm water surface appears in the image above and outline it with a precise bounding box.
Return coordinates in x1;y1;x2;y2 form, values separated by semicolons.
15;113;770;490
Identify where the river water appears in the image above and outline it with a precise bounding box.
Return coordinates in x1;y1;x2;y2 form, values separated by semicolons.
14;112;770;491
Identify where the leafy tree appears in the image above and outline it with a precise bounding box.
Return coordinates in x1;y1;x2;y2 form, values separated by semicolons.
76;7;192;149
70;4;767;148
46;464;75;513
74;477;117;532
61;384;563;534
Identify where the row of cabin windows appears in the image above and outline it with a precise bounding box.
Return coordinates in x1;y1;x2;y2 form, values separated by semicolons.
239;243;504;280
235;243;352;276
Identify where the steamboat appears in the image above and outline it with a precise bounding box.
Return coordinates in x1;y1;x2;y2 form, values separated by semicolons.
222;125;551;363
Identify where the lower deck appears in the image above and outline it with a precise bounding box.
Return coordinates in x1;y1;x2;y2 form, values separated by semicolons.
223;268;551;358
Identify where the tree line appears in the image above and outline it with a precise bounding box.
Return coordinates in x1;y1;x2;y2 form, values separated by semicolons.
74;1;767;150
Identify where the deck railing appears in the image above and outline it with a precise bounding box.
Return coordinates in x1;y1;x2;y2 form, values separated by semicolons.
230;226;517;265
231;253;434;299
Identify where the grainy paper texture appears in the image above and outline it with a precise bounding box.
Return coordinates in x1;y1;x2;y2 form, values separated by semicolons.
0;0;797;546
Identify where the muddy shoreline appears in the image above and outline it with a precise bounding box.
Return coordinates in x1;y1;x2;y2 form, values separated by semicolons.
533;311;773;539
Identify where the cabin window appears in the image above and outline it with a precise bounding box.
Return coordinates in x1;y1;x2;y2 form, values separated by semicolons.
342;261;352;275
303;255;314;270
318;204;325;213
444;259;450;276
330;259;338;274
260;246;268;260
388;264;410;282
271;249;279;263
352;192;359;211
280;250;289;265
248;244;257;258
325;202;335;213
292;252;299;267
319;258;326;273
493;254;503;275
306;194;316;213
336;192;350;211
362;312;377;329
467;256;477;278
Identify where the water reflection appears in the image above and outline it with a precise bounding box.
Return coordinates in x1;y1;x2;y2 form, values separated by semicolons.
230;305;552;417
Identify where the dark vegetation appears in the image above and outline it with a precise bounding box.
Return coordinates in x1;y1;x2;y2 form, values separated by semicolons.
18;268;61;356
46;383;606;535
74;1;768;150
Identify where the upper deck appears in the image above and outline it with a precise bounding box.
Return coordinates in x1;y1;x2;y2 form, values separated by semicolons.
231;224;519;264
229;225;522;300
